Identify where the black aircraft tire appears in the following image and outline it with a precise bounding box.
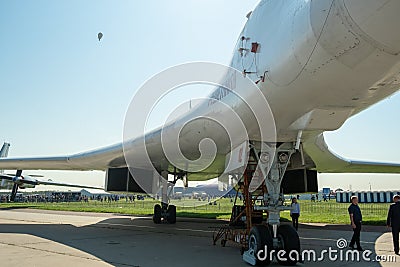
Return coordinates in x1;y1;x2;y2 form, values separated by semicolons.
248;225;273;266
166;205;176;224
153;204;162;224
276;225;300;266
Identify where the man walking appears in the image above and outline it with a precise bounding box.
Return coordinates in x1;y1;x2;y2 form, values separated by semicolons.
348;196;363;251
387;195;400;255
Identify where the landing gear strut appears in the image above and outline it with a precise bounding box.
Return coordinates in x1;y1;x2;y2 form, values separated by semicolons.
152;170;179;224
213;142;301;266
243;142;300;266
10;170;23;201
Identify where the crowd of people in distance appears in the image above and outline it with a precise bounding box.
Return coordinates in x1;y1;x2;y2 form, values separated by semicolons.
0;193;90;203
1;194;122;203
0;193;148;204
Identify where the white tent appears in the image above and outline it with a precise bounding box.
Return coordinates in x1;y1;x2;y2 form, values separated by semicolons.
80;188;110;198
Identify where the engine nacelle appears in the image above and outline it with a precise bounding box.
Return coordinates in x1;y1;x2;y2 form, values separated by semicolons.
105;167;158;194
18;184;35;189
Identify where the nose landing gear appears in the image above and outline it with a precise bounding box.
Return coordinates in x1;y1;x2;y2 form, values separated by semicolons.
213;142;301;266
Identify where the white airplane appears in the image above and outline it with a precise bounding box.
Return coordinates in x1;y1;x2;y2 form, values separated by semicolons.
0;143;102;200
1;0;400;265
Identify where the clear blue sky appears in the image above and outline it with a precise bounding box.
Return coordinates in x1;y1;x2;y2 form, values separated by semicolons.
1;0;399;191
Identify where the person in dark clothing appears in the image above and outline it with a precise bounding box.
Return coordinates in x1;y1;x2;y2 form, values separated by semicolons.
387;195;400;255
348;196;363;251
290;197;300;230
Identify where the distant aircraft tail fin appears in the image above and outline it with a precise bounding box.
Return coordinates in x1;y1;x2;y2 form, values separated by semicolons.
1;143;10;186
0;142;10;158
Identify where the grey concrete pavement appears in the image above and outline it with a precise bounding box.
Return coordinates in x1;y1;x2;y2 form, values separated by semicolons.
0;209;398;267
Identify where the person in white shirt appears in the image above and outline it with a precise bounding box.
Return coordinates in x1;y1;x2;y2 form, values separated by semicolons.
290;197;300;230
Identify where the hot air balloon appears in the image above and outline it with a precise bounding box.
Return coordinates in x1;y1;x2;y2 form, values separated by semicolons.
98;32;103;41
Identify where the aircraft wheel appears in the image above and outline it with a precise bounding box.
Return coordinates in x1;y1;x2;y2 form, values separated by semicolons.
240;246;246;255
248;225;273;266
276;225;300;266
153;204;162;224
221;239;227;247
166;205;176;224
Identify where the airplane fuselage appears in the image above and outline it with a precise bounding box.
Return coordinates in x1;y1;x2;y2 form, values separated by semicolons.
234;0;400;141
132;0;400;174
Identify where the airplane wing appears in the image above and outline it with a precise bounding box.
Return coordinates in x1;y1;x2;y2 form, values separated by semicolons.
303;132;400;173
0;120;228;183
3;131;400;176
34;179;103;189
0;143;125;171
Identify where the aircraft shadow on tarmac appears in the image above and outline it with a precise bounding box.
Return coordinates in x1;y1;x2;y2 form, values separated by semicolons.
0;216;387;267
0;216;237;267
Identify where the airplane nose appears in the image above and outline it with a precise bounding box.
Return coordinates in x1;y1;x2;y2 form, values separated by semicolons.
343;0;400;55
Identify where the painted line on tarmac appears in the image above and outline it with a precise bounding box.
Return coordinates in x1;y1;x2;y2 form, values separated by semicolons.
96;222;213;233
97;222;156;229
0;216;213;233
300;236;376;245
174;227;214;233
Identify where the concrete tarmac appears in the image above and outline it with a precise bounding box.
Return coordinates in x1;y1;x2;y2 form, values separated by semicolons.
0;208;398;267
